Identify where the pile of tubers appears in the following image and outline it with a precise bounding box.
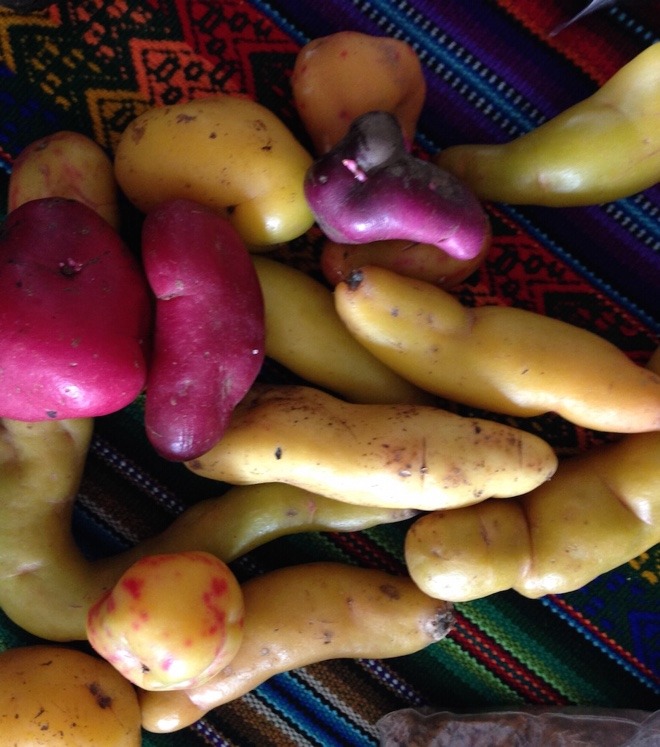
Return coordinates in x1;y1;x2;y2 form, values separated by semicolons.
0;29;659;740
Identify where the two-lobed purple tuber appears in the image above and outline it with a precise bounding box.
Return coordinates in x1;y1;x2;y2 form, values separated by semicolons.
0;197;152;421
141;198;265;462
304;111;490;261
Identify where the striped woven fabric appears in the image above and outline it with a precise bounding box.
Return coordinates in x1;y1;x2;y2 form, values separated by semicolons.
1;1;659;745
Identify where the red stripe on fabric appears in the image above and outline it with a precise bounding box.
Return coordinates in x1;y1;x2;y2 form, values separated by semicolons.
494;0;634;84
450;611;569;705
327;531;407;576
328;532;567;704
550;595;660;687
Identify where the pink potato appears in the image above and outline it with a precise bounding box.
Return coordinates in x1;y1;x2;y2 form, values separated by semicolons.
87;551;245;692
141;198;265;461
0;197;152;421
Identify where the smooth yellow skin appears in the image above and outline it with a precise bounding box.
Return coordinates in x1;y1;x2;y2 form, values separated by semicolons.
406;429;660;601
252;255;433;404
0;644;142;745
406;346;660;601
0;416;412;641
8;130;121;229
113;95;314;246
139;562;454;733
405;501;531;602
291;30;426;154
186;383;557;511
334;266;660;433
436;43;660;206
87;551;244;692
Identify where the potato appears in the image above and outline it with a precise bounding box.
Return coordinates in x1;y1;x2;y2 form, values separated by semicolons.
87;551;244;692
334;265;660;433
8;130;120;230
140;562;454;732
320;237;488;289
113;95;315;246
0;644;141;745
0;197;152;421
252;255;433;405
405;429;660;600
405;349;660;600
436;43;660;206
291;30;426;154
141;198;265;461
186;383;557;510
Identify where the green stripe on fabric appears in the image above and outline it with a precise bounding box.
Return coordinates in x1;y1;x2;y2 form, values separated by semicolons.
460;597;605;704
390;638;527;708
462;592;660;709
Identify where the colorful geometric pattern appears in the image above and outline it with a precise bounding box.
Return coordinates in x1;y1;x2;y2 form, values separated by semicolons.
1;1;659;745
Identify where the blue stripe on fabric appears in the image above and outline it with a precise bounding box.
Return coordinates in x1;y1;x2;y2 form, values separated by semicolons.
374;0;546;132
256;673;379;746
610;8;660;44
499;203;660;334
253;0;545;137
192;719;233;747
541;596;660;697
359;658;427;706
248;0;310;45
289;669;381;743
604;196;660;254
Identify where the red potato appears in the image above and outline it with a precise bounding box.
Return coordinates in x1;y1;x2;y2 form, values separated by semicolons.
142;198;265;461
0;197;152;421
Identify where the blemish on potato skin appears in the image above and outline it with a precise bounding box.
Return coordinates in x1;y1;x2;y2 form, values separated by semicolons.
379;583;401;600
121;576;144;599
130;122;146;144
87;681;113;709
175;113;197;124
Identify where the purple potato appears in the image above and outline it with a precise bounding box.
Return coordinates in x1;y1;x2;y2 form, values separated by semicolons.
304;111;490;261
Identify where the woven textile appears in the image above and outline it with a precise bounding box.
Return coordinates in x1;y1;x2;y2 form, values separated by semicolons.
1;1;659;745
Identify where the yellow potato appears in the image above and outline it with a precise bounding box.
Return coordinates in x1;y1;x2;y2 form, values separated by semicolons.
406;347;660;600
113;95;315;246
291;30;426;154
406;429;660;600
0;415;413;641
139;561;454;732
0;644;141;745
334;265;660;433
252;255;434;404
186;383;557;510
8;130;120;229
436;43;660;206
405;500;531;602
